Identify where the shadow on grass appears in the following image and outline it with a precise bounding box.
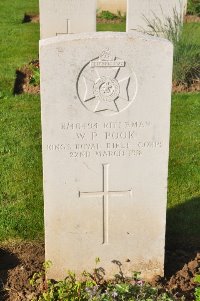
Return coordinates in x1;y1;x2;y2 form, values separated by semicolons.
13;70;26;95
22;13;39;24
22;13;33;23
165;196;200;277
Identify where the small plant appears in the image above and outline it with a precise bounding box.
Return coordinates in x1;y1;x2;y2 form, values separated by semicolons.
98;10;118;20
141;7;183;46
173;36;200;85
97;10;126;22
30;260;176;301
187;0;200;16
194;275;200;301
29;61;40;86
141;7;200;87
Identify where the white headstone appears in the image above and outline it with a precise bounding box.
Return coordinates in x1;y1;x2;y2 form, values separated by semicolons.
183;0;188;14
40;31;173;280
127;0;186;34
39;0;97;39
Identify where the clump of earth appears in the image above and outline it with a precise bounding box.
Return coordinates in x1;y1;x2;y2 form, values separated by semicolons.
0;242;199;301
23;14;39;23
13;60;40;95
173;80;200;93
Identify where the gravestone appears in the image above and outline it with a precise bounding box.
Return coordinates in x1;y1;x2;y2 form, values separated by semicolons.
127;0;186;34
40;31;173;280
39;0;96;39
183;0;188;14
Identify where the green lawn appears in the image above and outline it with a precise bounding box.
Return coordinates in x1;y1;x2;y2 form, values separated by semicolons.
0;0;42;241
97;22;126;32
0;95;43;241
167;93;200;249
0;0;39;95
0;0;199;249
182;22;200;44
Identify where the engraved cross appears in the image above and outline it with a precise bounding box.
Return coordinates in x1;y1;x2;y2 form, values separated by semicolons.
79;164;133;245
56;19;71;35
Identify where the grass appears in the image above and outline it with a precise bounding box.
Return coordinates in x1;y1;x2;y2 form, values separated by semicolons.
0;0;43;241
0;0;199;252
140;8;200;85
167;93;200;248
0;0;39;94
0;95;43;241
97;7;126;32
187;0;200;16
169;94;200;203
97;23;126;32
173;22;200;85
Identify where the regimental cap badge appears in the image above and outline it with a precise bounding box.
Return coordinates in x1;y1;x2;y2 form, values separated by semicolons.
77;48;138;116
99;48;115;61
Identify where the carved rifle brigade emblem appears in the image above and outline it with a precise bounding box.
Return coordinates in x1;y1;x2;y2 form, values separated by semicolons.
77;48;138;116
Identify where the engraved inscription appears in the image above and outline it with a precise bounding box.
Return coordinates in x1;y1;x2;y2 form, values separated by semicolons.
46;120;163;160
77;48;138;116
91;61;125;68
79;164;132;244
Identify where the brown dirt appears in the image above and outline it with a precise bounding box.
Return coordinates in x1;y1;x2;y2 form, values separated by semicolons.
23;14;39;24
184;14;200;23
13;60;40;95
0;242;199;301
173;80;200;93
163;250;200;300
0;242;44;301
97;17;124;24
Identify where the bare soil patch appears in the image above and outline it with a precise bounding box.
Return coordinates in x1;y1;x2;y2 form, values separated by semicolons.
173;80;200;93
23;14;39;24
13;60;40;95
184;14;200;23
97;17;124;24
0;242;199;301
0;242;44;301
164;250;200;300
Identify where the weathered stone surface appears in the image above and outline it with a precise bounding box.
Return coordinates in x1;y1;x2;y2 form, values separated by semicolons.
39;0;96;39
127;0;187;33
40;31;173;280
